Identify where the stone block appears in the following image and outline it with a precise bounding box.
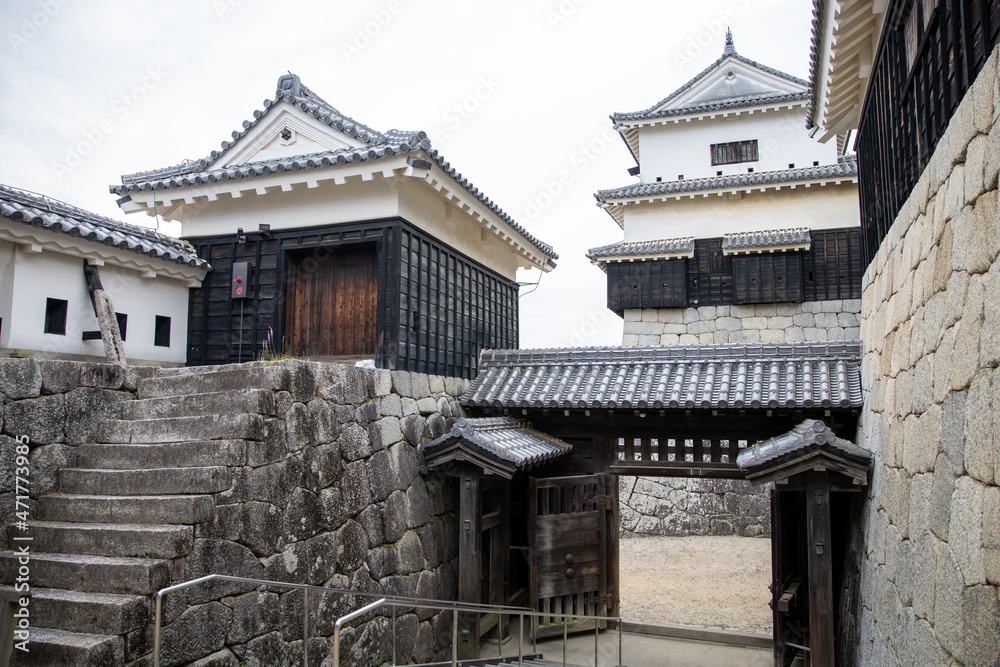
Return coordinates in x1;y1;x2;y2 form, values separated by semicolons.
792;313;815;328
356;504;384;548
984;486;1000;585
622;334;639;346
378;393;402;418
369;416;403;451
949;476;988;585
729;329;761;343
987;118;1000;191
814;312;839;328
339;459;373;518
367;450;395;502
369;369;392;398
687;319;715;335
697;332;714;344
785;327;805;342
759;329;784;343
913;532;938;622
952;276;985;392
410;373;430;398
390;371;412;398
657;309;684;324
65;388;129;445
157;602;233;667
38;360;81;394
0;360;42;402
964;371;995;484
416;397;437;414
3;393;65;444
678;334;699;345
660;333;680;346
982;264;1000;368
400;414;426;448
623;309;641;322
934;541;966;661
682;308;701;324
224;591;281;645
963;584;1000;666
444;376;467;397
336;519;368;573
930;453;958;540
283;488;323;542
967;190;999;275
909;472;933;539
395;530;426;575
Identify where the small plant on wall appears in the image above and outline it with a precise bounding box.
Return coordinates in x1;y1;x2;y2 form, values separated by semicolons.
256;327;289;362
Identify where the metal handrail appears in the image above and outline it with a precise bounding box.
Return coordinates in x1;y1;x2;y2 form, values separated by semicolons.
333;597;630;667
151;573;531;667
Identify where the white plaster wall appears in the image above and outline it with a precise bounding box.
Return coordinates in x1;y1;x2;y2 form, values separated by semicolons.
176;178;399;239
0;240;14;348
396;180;520;279
622;182;860;242
4;249;189;364
637;107;840;183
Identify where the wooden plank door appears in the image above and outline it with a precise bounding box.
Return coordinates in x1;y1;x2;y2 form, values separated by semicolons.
284;245;377;358
529;474;608;638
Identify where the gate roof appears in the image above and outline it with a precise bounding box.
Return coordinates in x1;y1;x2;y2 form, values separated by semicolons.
461;342;862;412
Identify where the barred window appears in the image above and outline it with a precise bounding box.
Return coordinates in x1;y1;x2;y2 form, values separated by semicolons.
710;139;759;166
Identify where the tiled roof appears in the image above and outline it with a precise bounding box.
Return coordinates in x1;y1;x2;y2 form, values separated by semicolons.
586;237;694;266
737;418;872;483
806;0;825;129
112;75;557;262
595;154;857;201
423;417;573;478
722;228;812;254
610;44;809;124
461;342;863;411
0;183;209;270
613;91;810;124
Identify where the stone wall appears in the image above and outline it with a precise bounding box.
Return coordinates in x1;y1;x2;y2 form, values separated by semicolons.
846;45;1000;665
0;357;469;667
619;476;770;538
0;359;155;514
622;300;861;346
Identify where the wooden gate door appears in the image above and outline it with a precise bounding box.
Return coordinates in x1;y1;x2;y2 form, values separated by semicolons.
284;245;377;358
529;474;609;638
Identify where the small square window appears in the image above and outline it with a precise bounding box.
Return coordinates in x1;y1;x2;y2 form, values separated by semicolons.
116;313;128;341
789;163;795;168
655;177;662;183
154;316;171;347
678;174;684;180
747;167;754;173
813;160;820;166
44;298;67;335
717;170;723;176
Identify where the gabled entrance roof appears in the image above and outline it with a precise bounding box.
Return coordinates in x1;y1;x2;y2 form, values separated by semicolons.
423;417;572;478
737;419;872;485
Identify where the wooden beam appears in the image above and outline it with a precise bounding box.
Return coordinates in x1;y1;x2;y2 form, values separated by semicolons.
806;470;835;666
457;466;480;659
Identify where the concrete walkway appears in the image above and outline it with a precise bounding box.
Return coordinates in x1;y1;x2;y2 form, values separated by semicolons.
481;628;775;667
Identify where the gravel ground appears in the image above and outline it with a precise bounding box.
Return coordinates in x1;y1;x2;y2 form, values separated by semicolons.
619;535;773;634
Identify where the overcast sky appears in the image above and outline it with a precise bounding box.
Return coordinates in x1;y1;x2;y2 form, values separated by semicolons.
0;0;815;350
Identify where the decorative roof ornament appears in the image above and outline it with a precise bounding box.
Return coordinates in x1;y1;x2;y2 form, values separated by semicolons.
724;28;737;56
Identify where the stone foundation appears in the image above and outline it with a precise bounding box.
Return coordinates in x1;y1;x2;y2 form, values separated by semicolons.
622;300;861;346
619;476;771;538
845;45;1000;665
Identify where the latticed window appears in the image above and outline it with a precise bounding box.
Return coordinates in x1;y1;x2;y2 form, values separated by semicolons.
710;139;758;166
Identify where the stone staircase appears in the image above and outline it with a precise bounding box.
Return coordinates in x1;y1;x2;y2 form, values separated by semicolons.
0;365;290;666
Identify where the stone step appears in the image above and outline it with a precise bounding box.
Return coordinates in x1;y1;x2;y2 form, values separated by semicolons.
0;551;171;595
138;364;292;399
77;440;247;470
60;467;231;496
122;388;279;420
1;586;148;636
9;627;123;667
40;494;215;524
99;413;266;444
14;521;193;559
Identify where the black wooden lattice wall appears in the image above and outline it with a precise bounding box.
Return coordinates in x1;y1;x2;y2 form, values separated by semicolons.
605;227;862;313
857;0;1000;268
185;218;517;378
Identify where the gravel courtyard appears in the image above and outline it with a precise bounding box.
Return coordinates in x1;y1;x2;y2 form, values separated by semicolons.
619;535;773;635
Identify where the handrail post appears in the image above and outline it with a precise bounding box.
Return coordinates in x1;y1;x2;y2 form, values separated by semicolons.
451;607;458;667
594;620;601;667
392;604;397;666
153;593;163;667
518;613;524;667
499;612;503;659
302;588;309;667
563;616;568;667
618;619;623;667
332;624;340;667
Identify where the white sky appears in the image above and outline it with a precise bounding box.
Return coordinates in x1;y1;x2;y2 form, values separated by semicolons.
0;0;815;350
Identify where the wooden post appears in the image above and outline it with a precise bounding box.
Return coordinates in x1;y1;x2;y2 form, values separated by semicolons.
457;466;480;659
805;470;834;667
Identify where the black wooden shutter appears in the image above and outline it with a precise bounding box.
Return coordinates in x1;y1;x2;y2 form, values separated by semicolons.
732;252;804;304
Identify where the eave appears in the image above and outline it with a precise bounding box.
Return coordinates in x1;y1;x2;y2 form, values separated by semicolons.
118;155;556;273
0;221;208;287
